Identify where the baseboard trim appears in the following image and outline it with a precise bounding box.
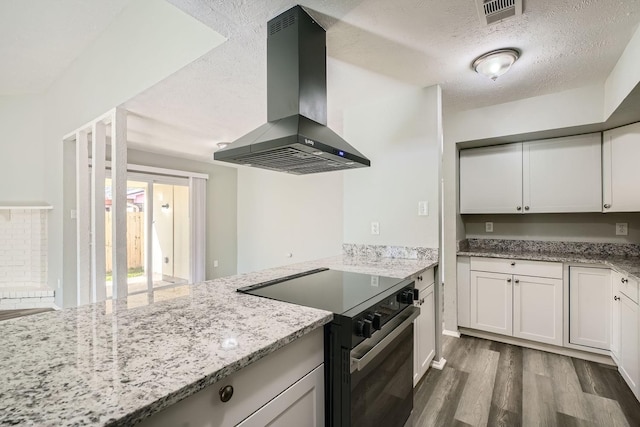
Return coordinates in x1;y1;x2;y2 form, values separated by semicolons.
459;328;615;366
442;329;461;338
430;357;447;370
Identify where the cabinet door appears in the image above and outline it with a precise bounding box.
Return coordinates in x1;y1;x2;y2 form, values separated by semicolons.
523;134;602;213
238;364;324;427
603;122;640;212
611;272;623;362
414;283;435;387
513;275;563;346
470;271;513;335
460;143;523;214
619;295;639;396
569;267;611;350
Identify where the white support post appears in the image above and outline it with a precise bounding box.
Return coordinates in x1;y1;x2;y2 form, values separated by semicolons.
145;183;154;293
91;121;107;303
111;109;128;300
76;131;91;306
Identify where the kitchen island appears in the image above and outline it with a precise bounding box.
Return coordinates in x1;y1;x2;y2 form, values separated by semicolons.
0;253;437;426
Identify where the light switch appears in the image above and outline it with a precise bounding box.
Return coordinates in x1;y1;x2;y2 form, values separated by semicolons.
213;260;219;268
418;201;428;216
616;223;628;236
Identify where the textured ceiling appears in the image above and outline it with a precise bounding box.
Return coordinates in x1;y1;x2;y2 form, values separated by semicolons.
123;0;640;158
0;0;132;95
3;0;639;158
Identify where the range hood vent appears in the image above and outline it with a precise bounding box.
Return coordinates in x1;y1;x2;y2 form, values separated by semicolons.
476;0;522;26
214;5;370;175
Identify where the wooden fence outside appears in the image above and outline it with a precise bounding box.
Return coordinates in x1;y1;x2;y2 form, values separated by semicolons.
105;212;143;272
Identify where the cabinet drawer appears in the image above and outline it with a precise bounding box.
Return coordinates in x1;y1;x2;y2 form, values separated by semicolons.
138;328;324;427
415;268;435;291
619;275;639;304
470;257;562;279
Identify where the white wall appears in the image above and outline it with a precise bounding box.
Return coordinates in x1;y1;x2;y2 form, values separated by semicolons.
236;167;343;274
40;0;225;307
343;86;441;248
0;96;45;202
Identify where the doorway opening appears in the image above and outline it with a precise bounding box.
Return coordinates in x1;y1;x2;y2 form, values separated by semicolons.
104;175;191;298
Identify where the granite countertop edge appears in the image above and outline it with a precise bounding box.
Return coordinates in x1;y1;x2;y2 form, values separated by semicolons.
457;250;640;281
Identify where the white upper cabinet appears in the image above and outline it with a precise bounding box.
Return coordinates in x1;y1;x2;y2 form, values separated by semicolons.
523;134;602;213
460;143;523;214
460;134;602;214
603;122;640;212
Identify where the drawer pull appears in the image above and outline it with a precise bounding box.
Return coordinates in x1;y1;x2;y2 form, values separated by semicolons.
604;204;611;209
219;385;234;402
524;206;530;211
614;296;620;301
510;262;516;266
621;278;628;283
516;206;522;211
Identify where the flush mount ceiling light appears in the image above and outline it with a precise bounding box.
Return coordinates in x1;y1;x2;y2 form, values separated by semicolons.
216;142;230;149
472;48;520;81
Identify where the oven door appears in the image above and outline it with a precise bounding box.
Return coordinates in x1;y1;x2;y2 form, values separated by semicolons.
349;306;419;427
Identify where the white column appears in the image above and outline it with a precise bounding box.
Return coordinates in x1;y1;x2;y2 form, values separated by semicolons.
189;177;207;283
145;183;154;292
111;109;128;300
91;121;107;302
76;131;91;306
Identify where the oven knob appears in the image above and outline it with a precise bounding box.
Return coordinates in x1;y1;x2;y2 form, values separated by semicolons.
362;319;373;338
356;320;365;336
397;290;414;304
372;313;382;330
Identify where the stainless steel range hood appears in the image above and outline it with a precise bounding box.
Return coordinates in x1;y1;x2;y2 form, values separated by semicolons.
214;5;370;175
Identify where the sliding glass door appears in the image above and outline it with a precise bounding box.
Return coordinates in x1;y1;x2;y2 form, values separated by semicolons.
104;175;190;297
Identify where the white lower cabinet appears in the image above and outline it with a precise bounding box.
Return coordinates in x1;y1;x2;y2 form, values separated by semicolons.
569;267;612;350
513;275;563;346
612;272;639;399
466;257;563;346
413;269;436;386
138;328;324;427
470;271;513;336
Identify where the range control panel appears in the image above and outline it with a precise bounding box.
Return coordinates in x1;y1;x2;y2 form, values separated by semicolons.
352;284;414;339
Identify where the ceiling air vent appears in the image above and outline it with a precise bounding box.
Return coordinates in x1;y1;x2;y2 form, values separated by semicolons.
476;0;523;26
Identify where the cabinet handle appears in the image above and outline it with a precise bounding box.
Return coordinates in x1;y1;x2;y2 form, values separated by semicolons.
614;296;620;301
507;278;512;283
510;262;516;266
604;204;611;209
524;206;530;211
219;385;234;402
622;278;628;283
514;279;520;284
516;206;522;211
418;276;423;281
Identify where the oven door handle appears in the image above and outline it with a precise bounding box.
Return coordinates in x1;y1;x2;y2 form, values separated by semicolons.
350;306;420;373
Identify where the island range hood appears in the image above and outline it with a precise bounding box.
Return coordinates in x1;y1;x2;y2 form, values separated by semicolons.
214;5;370;175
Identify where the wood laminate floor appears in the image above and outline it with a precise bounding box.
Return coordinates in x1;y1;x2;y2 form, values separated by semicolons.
0;308;53;321
414;335;640;427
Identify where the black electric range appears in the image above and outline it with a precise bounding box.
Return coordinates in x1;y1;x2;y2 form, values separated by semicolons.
238;268;418;427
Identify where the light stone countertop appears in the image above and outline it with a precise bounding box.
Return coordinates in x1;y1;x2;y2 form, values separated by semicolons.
458;249;640;281
0;254;437;426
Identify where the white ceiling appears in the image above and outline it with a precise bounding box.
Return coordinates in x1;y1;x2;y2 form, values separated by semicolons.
3;0;640;159
0;0;132;95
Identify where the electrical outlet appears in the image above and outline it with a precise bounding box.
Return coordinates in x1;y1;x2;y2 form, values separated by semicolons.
485;222;494;233
616;223;628;236
213;260;219;268
418;201;428;216
371;222;380;235
370;276;379;287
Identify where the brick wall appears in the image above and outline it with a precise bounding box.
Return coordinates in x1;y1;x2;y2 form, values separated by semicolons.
0;209;48;288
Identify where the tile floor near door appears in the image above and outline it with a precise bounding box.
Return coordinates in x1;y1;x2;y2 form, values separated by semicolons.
415;335;640;427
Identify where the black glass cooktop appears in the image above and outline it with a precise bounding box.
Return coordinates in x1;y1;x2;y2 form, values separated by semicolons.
237;268;410;314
